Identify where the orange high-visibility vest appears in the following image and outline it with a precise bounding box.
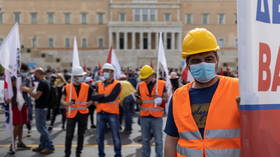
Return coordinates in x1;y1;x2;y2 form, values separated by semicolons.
138;80;166;118
173;76;240;157
65;83;89;118
96;80;121;114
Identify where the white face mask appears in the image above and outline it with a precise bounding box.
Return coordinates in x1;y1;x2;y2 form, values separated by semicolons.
103;72;111;79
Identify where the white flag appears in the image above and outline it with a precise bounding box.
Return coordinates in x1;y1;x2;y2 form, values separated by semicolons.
157;33;173;112
72;37;81;70
0;23;21;76
0;23;24;110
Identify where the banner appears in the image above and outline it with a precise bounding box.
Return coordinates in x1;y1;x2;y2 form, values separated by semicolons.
237;0;280;156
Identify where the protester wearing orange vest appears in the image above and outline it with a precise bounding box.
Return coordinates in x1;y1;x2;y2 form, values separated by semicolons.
91;63;122;157
61;66;93;157
136;65;167;157
164;28;240;157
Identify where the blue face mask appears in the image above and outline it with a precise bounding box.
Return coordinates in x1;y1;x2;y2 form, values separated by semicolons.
190;62;216;83
103;72;111;80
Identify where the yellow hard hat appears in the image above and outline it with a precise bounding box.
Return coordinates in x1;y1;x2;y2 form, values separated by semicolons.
182;28;220;59
139;65;155;79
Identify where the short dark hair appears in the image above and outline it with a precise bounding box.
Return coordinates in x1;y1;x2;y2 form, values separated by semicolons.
21;63;29;71
186;51;218;65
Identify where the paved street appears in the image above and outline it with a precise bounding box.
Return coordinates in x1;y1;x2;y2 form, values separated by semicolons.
0;111;166;157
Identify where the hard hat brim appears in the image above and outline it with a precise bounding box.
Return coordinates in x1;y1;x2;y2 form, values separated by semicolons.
182;46;220;59
72;72;87;76
139;71;155;80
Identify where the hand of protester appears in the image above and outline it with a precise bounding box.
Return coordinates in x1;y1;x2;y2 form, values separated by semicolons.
154;97;163;106
87;101;94;106
64;102;72;106
20;86;30;92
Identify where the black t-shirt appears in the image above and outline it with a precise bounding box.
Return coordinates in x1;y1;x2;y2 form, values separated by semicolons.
35;79;51;108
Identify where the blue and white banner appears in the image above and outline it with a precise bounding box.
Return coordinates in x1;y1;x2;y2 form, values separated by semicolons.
237;0;280;156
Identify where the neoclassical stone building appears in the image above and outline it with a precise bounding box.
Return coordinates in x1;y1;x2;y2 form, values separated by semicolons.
0;0;237;69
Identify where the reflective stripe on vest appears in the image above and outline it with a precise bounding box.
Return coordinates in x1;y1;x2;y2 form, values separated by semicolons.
177;144;202;157
205;148;240;157
142;100;155;103
179;128;240;141
140;107;164;112
205;128;240;139
67;107;89;111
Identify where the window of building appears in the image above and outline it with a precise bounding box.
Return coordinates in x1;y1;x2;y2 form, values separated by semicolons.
134;9;141;21
150;9;156;21
167;36;172;49
218;38;224;48
235;38;238;48
14;12;21;24
202;13;209;25
82;38;88;48
48;38;54;48
0;38;3;46
64;13;71;24
164;13;172;22
98;38;104;48
143;35;149;50
30;12;37;24
218;13;225;24
47;12;54;24
65;38;70;48
81;13;88;24
185;13;193;24
97;13;104;24
32;36;37;48
119;12;126;22
142;9;148;22
0;12;4;24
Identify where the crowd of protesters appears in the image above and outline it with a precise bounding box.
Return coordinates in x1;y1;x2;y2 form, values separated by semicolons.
0;62;237;156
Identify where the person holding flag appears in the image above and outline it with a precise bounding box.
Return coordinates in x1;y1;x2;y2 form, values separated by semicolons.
91;63;122;157
61;66;93;157
136;65;167;157
5;76;30;155
164;28;240;156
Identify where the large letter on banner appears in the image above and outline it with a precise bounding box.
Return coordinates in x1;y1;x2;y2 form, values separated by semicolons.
238;0;280;156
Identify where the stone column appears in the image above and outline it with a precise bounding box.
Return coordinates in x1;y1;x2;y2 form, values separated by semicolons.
116;32;119;50
155;32;159;49
140;32;143;50
148;32;151;50
164;32;168;49
172;32;175;50
132;32;135;50
124;32;128;50
178;32;182;51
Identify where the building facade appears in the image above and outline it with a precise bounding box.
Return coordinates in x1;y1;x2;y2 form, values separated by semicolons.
0;0;237;69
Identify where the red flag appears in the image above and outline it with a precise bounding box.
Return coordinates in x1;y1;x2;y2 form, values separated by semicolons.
107;47;112;64
181;64;193;83
181;66;189;83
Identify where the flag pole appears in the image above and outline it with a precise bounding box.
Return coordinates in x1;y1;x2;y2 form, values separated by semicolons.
8;102;15;151
155;32;162;96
